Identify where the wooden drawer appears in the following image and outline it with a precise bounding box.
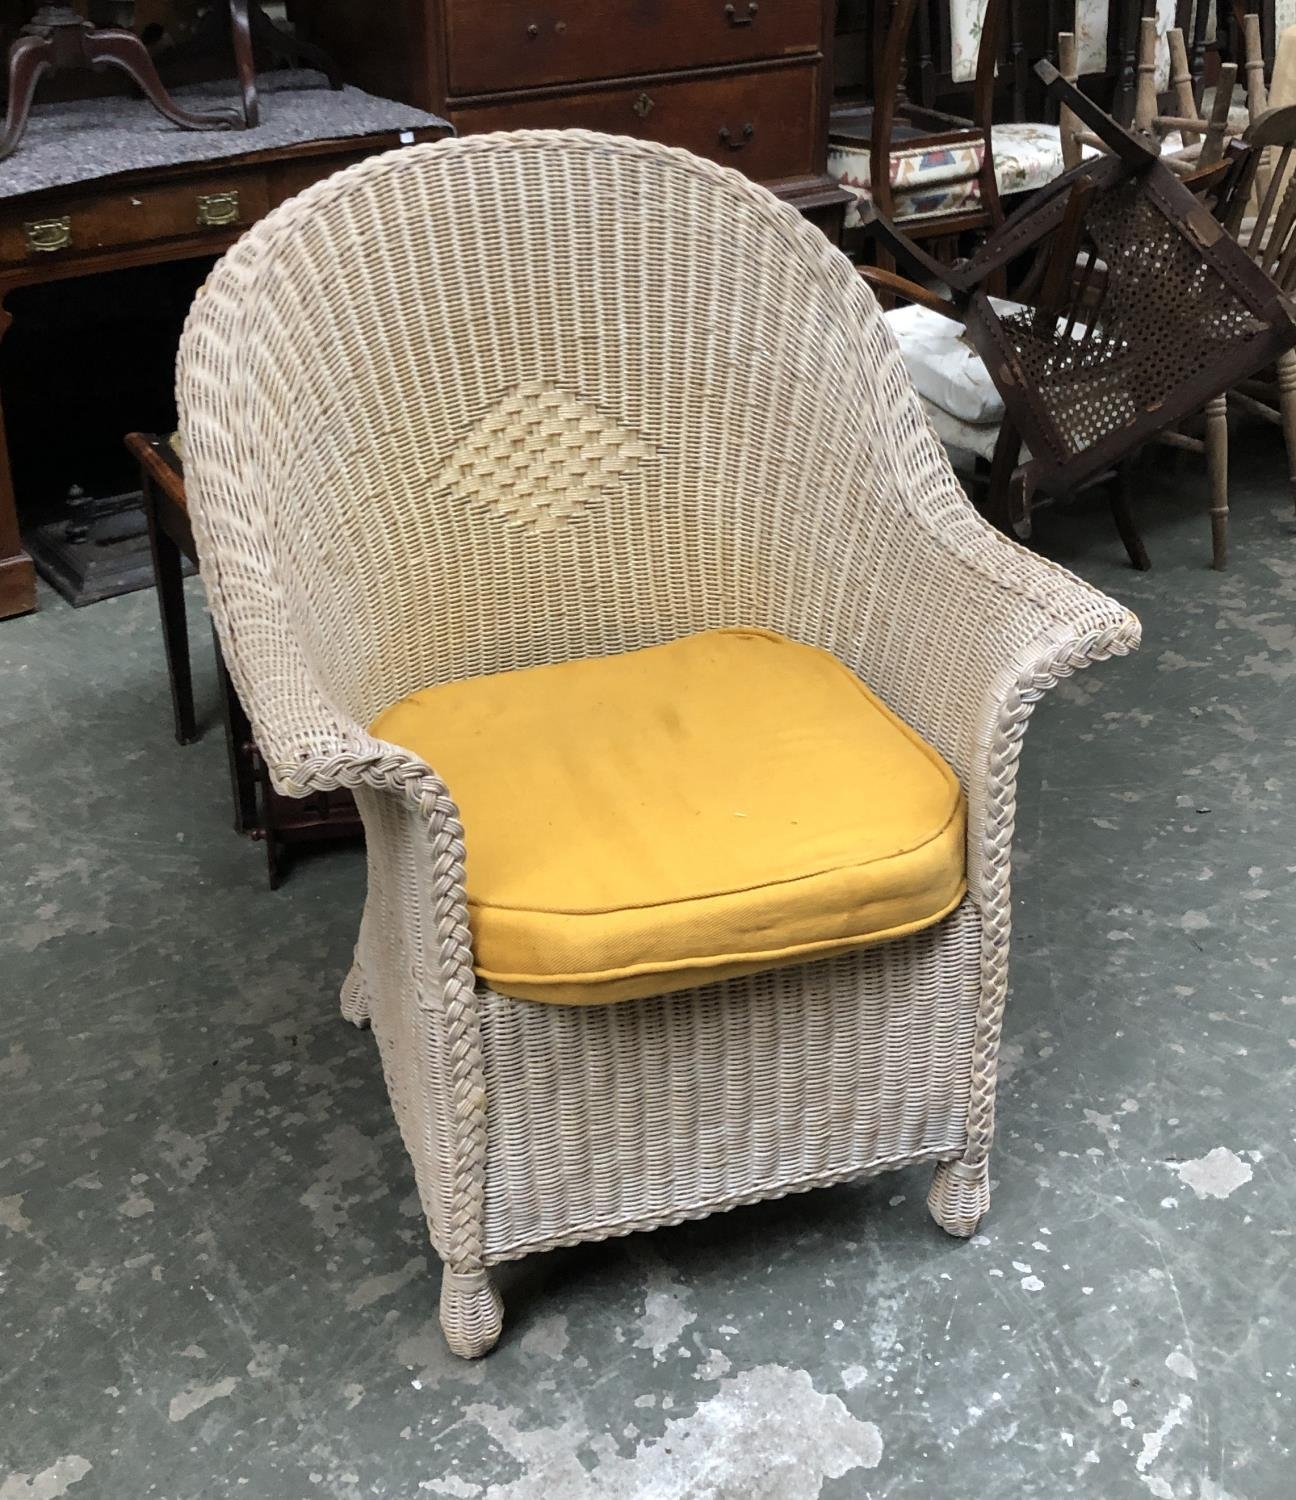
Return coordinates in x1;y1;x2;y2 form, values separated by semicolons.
455;62;820;182
0;170;270;268
445;0;822;96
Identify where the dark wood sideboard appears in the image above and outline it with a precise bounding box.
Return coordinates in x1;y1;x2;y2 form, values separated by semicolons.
301;0;852;238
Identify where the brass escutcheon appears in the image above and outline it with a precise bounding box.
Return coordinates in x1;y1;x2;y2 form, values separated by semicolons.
632;91;654;119
196;191;241;228
24;216;71;253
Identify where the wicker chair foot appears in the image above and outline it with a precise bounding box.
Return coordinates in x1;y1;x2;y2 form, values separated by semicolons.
339;964;371;1028
440;1267;504;1359
928;1158;990;1238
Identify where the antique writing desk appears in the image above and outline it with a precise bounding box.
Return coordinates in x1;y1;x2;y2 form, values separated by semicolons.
0;74;449;618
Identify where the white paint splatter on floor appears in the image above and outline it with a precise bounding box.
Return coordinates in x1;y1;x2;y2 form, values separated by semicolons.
345;1256;425;1311
1137;1394;1192;1474
1174;1148;1254;1201
520;1314;570;1361
1165;1349;1198;1382
0;1457;92;1499
632;1260;696;1363
0;1194;31;1234
420;1478;482;1498
449;1364;882;1499
167;1376;238;1423
693;1347;732;1382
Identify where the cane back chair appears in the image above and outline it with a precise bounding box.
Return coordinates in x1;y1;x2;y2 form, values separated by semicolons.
871;67;1296;567
177;130;1140;1358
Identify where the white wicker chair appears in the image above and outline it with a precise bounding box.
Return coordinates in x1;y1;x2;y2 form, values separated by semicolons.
177;129;1140;1359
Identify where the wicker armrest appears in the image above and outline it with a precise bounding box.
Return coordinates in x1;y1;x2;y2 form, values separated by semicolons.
844;469;1140;902
259;706;439;804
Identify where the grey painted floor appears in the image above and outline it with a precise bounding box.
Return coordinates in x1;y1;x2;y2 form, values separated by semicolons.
1;440;1293;1500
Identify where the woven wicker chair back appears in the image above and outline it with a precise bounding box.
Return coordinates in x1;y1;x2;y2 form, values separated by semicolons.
180;130;943;730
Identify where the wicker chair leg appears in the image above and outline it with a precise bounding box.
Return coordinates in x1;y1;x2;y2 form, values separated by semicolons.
339;963;370;1028
440;1266;504;1359
927;1157;990;1238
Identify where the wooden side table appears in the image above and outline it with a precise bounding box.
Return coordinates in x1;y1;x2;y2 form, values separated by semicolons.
127;431;363;886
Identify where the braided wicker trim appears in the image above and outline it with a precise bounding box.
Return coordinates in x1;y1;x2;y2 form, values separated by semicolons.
962;619;1140;1172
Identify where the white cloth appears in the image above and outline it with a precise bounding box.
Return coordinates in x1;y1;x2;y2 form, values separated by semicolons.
919;394;1003;463
884;303;1013;426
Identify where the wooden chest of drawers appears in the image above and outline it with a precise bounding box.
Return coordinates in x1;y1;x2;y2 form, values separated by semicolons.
302;0;849;238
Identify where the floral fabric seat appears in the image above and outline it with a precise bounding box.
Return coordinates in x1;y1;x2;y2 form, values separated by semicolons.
829;124;1085;231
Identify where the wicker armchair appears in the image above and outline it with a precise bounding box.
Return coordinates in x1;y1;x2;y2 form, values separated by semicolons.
177;130;1139;1359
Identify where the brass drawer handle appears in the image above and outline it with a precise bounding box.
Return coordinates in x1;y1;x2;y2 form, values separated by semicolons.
718;123;755;151
24;216;71;254
725;1;758;24
197;191;241;228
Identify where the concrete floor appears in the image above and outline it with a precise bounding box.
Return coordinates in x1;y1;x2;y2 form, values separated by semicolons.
1;439;1294;1500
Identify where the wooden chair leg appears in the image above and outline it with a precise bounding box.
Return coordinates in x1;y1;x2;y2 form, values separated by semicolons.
972;455;992;510
142;472;197;743
1276;352;1296;515
1204;393;1229;570
1108;461;1151;571
987;421;1026;537
213;621;261;835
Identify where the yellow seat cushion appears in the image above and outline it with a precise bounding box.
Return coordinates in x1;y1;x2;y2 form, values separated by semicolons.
369;627;966;1005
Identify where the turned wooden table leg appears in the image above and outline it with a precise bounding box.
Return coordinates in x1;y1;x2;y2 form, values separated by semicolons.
0;34;53;162
1204;393;1229;571
87;28;242;131
227;0;259;128
1276;351;1296;516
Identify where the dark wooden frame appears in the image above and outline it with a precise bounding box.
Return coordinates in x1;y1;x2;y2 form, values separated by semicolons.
862;69;1295;560
831;0;1006;262
127;431;364;887
917;0;1033;121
